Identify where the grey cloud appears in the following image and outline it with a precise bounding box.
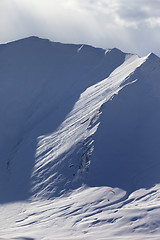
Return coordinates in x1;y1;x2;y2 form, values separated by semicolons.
0;0;160;57
117;6;149;21
116;0;160;21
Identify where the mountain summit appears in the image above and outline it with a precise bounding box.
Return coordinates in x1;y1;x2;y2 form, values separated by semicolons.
0;37;160;203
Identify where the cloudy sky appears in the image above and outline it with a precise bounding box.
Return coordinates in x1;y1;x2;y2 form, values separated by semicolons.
0;0;160;56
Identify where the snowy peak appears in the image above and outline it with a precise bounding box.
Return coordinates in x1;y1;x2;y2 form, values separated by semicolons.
147;52;160;60
144;52;160;69
0;37;160;203
0;37;129;202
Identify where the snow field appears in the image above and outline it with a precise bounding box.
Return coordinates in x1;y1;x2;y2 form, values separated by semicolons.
0;185;160;239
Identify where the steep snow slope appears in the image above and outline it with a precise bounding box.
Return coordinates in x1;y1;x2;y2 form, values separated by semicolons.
32;53;147;199
1;37;160;239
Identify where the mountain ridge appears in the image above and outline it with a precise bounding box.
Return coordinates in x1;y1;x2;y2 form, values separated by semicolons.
0;37;159;203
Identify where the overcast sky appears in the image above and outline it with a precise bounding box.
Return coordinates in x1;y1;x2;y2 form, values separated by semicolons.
1;0;160;56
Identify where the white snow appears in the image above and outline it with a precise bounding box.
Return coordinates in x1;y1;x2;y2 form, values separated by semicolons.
0;37;160;239
32;53;147;199
1;185;160;239
77;44;84;52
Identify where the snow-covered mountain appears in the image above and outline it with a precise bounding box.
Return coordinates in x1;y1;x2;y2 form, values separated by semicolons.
0;36;160;239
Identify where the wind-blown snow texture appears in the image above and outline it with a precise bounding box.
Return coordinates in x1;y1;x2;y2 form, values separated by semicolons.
0;37;160;239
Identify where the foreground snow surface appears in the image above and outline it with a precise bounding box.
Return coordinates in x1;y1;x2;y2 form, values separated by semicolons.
1;185;160;240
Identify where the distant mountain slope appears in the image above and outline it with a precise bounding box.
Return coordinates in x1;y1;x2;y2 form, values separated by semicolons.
0;37;160;203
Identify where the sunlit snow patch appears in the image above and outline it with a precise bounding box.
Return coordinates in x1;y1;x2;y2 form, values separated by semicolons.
31;54;147;199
